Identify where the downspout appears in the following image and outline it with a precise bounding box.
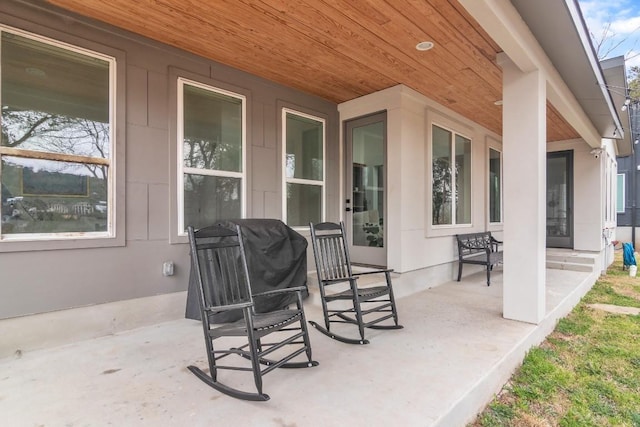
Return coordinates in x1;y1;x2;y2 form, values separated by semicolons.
632;135;636;249
633;102;639;249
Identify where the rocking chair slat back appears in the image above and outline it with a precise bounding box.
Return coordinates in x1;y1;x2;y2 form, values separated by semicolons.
192;226;252;311
311;222;352;281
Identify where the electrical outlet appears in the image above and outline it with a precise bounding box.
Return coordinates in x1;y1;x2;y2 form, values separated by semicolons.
162;261;174;277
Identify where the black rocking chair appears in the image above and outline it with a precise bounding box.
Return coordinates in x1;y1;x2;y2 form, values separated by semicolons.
308;221;403;345
187;224;318;401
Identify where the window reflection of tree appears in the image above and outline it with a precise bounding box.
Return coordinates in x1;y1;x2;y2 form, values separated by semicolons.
183;136;241;223
1;108;110;232
1;108;109;181
432;157;452;225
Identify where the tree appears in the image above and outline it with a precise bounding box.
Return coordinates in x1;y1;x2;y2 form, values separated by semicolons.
590;21;640;62
587;18;640;101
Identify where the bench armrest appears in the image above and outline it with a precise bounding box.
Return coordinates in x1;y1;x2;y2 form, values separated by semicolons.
489;236;502;252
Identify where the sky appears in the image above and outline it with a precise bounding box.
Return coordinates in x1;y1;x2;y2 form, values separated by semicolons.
578;0;640;68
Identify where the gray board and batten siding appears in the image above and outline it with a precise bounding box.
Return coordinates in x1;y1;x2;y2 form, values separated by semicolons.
0;1;339;319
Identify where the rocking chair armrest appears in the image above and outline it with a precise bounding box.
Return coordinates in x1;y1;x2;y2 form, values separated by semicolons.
353;268;393;276
321;277;356;285
253;286;306;298
203;302;253;313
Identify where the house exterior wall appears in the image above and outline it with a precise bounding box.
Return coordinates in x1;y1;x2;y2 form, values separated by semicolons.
0;1;339;320
616;101;639;246
547;139;608;253
546;138;617;274
0;1;619;336
616;151;639;249
340;86;614;281
617;154;635;228
339;85;503;279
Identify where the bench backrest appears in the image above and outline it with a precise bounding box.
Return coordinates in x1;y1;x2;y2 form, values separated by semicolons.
456;232;495;258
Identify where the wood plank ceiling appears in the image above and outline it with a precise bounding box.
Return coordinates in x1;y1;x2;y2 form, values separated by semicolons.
45;0;579;142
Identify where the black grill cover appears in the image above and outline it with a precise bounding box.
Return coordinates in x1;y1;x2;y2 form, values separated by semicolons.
185;219;308;322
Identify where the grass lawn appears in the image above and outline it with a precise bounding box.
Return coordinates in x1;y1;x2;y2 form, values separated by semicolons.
470;251;640;427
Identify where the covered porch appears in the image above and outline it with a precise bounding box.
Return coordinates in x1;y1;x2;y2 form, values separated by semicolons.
0;0;628;329
0;264;598;426
0;1;629;424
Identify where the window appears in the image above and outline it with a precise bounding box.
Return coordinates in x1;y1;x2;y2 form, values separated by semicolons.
0;28;115;240
432;124;471;226
489;148;502;223
177;78;245;233
617;173;625;214
282;109;325;227
604;155;615;223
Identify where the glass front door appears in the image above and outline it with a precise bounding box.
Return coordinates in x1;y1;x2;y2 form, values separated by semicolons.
344;112;386;266
547;150;573;248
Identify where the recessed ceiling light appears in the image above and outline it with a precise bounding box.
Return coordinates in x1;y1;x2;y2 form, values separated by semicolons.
494;100;503;106
416;41;434;51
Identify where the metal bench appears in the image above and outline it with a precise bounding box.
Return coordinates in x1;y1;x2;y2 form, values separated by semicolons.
455;232;503;286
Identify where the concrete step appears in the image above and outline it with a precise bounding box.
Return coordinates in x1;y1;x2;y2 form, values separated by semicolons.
545;260;594;272
545;250;599;273
546;253;597;265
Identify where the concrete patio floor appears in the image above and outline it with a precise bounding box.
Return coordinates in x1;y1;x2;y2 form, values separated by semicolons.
0;267;597;427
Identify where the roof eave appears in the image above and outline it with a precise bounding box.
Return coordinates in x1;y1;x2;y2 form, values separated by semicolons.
458;0;625;147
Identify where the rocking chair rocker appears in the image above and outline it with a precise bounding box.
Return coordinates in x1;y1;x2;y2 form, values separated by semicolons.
187;224;318;401
309;221;403;345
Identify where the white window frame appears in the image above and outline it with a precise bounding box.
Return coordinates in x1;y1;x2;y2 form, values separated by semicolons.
487;143;503;225
281;108;326;228
617;173;626;214
0;25;117;243
430;122;473;229
604;154;615;224
176;77;247;236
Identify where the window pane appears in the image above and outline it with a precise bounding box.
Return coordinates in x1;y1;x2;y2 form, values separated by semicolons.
286;183;321;227
183;84;242;172
617;173;625;213
285;113;323;181
489;148;501;223
1;157;108;234
547;156;569;237
352;121;384;247
183;174;241;230
1;32;110;158
455;135;471;224
432;125;452;225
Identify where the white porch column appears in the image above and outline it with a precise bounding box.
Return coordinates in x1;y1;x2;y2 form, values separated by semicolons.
500;54;546;324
